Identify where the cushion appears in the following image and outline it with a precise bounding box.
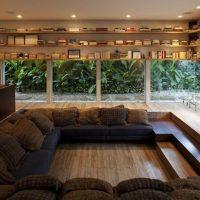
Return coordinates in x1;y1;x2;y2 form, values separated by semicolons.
7;189;57;200
26;111;54;134
169;178;200;190
100;108;127;126
62;178;113;196
12;150;53;179
120;189;174;200
170;189;200;200
79;108;100;125
15;175;62;192
41;129;61;150
115;178;173;195
127;109;149;125
0;158;15;184
61;190;116;200
0;133;26;170
52;107;78;126
11;118;45;151
7;112;27;124
0;122;14;134
109;124;154;138
31;108;53;121
0;184;15;200
113;105;125;108
60;125;109;141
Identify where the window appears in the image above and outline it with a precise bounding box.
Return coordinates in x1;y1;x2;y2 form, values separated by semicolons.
53;60;96;101
101;60;145;101
151;60;200;102
5;60;47;102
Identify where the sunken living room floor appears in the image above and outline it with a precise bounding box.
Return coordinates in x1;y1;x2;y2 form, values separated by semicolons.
47;143;172;185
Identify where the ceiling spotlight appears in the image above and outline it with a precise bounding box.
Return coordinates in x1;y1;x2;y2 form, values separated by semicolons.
71;14;77;18
17;15;22;19
196;6;200;9
178;15;183;18
126;14;131;18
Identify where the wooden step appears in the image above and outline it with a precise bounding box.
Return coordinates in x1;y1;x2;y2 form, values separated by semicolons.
156;142;198;178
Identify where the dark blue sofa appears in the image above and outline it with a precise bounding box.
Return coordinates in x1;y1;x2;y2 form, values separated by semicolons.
11;128;61;179
1;108;155;179
59;124;154;142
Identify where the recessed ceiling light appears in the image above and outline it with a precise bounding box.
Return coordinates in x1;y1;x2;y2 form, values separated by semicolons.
126;14;131;18
71;14;77;18
17;15;22;19
178;15;183;18
196;6;200;9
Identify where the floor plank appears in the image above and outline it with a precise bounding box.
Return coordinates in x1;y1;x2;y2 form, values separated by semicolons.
48;143;171;185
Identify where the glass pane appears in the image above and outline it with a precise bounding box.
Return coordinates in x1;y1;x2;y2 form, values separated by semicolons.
101;60;145;102
5;60;47;102
151;60;200;102
53;60;96;101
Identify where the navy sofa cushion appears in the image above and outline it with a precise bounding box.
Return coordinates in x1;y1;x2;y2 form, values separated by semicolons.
41;129;61;150
109;124;154;140
11;150;53;179
60;125;109;141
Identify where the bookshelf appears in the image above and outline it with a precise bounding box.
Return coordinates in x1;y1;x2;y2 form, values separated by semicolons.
0;23;199;61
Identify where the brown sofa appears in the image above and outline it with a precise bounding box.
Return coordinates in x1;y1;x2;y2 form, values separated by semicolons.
2;176;200;200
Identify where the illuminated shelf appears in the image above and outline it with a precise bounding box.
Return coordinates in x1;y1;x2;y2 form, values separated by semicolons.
1;58;199;61
0;44;199;48
0;30;199;35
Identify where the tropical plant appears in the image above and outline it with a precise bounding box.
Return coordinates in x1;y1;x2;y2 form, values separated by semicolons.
5;60;46;92
53;60;96;94
101;60;145;94
151;60;200;93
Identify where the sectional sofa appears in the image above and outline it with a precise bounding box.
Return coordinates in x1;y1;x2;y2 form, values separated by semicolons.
1;176;200;200
0;106;154;180
0;107;199;199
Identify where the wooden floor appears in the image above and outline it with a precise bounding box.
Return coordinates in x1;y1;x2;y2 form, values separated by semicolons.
47;143;171;185
16;102;200;136
16;102;200;183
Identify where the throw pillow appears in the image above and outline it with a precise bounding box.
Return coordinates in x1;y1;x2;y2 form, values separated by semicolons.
61;190;116;200
7;189;57;200
0;157;15;184
7;111;27;124
0;133;26;170
15;175;62;192
31;108;53;121
79;108;100;125
100;108;127;126
170;189;200;200
0;184;15;200
127;109;149;125
168;178;200;190
62;178;113;196
26;110;54;134
52;107;78;126
113;105;125;108
11;118;45;151
116;178;173;195
0;122;14;134
120;189;173;200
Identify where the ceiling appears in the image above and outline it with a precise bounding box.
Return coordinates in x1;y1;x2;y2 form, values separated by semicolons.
1;0;200;20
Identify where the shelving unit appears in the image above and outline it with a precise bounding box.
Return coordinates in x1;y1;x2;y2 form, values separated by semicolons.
0;24;199;61
0;44;199;48
0;29;199;34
